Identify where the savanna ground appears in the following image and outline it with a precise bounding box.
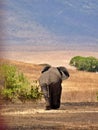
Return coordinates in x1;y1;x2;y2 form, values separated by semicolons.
0;58;98;130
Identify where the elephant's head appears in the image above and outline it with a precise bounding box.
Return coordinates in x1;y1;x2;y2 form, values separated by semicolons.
41;65;70;80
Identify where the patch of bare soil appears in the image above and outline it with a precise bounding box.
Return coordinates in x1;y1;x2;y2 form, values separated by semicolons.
1;102;98;130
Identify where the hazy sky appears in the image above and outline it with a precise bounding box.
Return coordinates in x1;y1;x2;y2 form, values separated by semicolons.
0;0;98;51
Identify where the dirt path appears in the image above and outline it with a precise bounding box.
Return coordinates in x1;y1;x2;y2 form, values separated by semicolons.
1;102;98;130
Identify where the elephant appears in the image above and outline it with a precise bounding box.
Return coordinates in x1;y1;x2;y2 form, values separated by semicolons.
38;65;70;110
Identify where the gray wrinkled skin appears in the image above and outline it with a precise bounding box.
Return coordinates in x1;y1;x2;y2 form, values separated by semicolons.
38;66;69;110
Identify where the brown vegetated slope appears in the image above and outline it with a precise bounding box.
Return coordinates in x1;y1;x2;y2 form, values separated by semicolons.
1;58;98;130
62;70;98;102
0;58;98;102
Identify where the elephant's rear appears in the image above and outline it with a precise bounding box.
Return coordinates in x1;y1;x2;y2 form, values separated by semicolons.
38;66;69;110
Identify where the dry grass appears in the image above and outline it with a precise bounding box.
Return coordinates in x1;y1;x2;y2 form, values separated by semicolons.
62;70;98;102
0;58;98;102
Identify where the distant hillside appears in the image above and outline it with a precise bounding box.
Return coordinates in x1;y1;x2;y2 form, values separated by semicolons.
0;58;98;102
0;58;43;82
1;0;98;52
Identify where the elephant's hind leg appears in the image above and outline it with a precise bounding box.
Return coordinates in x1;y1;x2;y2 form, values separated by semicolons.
50;84;62;109
41;84;51;110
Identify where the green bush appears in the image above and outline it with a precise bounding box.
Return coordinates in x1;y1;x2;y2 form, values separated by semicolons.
70;56;98;72
97;93;98;101
0;64;42;102
19;81;42;102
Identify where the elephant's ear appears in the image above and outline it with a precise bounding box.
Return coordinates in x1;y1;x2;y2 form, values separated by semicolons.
41;65;51;73
57;66;70;80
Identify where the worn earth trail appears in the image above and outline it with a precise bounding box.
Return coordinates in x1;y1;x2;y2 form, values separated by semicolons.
1;102;98;130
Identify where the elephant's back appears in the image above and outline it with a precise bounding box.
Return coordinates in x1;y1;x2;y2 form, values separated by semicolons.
39;67;61;86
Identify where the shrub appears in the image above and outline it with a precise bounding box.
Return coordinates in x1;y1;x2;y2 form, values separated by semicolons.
0;64;42;102
96;92;98;100
70;56;98;72
19;81;42;102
